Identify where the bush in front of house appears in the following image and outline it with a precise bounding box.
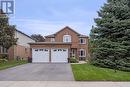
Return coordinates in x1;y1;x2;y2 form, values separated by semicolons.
0;54;8;59
0;59;8;63
69;57;79;63
0;54;8;63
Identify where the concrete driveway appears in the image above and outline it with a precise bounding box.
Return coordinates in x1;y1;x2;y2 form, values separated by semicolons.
0;63;74;81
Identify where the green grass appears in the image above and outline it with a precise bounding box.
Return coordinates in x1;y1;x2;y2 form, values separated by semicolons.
0;60;28;70
71;64;130;81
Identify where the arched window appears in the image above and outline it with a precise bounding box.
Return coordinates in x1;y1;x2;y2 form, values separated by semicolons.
63;35;71;42
79;49;86;57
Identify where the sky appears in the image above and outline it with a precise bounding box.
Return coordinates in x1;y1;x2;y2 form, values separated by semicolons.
9;0;107;36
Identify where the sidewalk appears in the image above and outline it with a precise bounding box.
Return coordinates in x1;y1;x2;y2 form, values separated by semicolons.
71;61;87;64
0;81;130;87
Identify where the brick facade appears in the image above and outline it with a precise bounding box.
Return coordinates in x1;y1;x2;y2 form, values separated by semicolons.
30;26;89;61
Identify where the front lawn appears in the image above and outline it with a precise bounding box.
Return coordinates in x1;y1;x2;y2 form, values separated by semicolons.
71;64;130;81
0;60;28;70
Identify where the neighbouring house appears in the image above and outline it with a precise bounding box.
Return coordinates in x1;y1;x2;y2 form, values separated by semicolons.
29;26;89;63
0;29;35;60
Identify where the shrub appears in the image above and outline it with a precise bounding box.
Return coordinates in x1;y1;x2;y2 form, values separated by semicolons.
117;66;130;72
0;58;8;63
0;54;8;63
0;54;8;60
69;57;79;63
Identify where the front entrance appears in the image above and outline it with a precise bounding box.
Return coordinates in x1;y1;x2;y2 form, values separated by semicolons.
70;48;77;57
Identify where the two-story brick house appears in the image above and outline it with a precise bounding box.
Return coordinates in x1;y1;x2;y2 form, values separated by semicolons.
29;26;89;63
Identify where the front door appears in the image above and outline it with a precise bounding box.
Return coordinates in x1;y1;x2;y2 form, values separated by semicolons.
71;48;77;57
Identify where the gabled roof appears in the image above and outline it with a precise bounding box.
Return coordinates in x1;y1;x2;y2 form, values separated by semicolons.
55;26;80;35
15;29;34;40
45;26;88;38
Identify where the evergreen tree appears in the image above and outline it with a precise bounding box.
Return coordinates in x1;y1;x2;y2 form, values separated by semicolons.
90;0;130;71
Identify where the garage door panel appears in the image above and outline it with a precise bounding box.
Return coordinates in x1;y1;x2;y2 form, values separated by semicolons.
32;48;49;62
51;48;68;63
32;48;68;63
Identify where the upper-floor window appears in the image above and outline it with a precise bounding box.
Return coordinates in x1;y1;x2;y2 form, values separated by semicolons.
79;38;86;44
51;38;55;42
63;35;71;42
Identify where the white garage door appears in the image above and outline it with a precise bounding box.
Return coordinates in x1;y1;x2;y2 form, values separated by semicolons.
51;48;68;63
32;48;49;63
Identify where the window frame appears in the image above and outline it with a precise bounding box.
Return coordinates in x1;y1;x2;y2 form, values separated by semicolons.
63;35;71;43
79;38;86;44
79;49;86;57
51;38;55;42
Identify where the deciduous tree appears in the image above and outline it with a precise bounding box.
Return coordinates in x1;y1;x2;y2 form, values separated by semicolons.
0;10;17;49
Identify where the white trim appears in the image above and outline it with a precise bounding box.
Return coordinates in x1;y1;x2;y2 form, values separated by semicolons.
63;35;71;42
79;49;86;57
